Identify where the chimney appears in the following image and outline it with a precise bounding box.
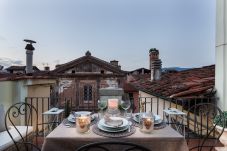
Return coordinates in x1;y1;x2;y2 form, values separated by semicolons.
110;60;118;66
44;66;50;71
110;60;121;69
24;39;36;74
0;65;3;70
149;48;162;81
55;64;61;69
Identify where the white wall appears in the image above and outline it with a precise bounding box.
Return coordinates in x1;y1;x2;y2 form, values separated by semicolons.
139;91;171;119
0;79;55;126
215;0;227;110
0;80;28;125
0;81;16;111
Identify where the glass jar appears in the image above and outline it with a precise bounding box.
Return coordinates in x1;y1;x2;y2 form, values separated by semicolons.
139;112;154;133
76;114;91;133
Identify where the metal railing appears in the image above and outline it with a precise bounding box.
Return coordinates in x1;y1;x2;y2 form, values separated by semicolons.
25;97;50;135
25;96;217;136
138;96;216;118
138;96;217;137
25;97;99;134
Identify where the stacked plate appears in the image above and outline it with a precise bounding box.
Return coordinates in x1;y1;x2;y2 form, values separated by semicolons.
133;113;162;125
67;111;95;123
98;117;129;133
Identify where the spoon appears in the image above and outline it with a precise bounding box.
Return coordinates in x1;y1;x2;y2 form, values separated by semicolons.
65;123;71;128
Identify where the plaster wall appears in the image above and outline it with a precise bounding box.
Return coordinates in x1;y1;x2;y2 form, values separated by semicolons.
139;91;185;119
0;81;16;111
215;0;227;110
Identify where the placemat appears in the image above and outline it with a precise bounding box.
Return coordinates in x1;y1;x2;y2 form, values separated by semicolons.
62;116;98;127
132;120;166;130
92;124;136;138
154;121;166;130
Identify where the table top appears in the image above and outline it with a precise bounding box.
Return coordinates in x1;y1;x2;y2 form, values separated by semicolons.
163;108;186;115
42;108;64;115
46;123;184;140
42;119;189;151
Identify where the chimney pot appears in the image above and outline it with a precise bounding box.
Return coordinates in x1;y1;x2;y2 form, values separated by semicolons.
55;64;61;68
110;60;118;66
149;48;162;81
25;44;35;51
0;65;3;70
44;66;50;71
24;39;36;74
110;60;121;69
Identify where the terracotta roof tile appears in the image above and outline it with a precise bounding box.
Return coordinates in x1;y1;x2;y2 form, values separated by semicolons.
127;65;215;99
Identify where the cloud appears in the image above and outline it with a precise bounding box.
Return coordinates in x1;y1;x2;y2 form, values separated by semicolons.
0;57;24;68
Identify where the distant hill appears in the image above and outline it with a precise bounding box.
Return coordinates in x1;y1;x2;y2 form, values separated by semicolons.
162;67;191;73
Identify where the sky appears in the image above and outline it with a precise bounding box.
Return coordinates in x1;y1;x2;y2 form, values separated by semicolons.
0;0;216;71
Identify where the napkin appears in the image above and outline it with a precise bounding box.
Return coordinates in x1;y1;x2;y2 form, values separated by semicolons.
104;115;123;127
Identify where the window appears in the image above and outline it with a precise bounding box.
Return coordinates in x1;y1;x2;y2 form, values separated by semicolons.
72;70;75;74
84;85;92;102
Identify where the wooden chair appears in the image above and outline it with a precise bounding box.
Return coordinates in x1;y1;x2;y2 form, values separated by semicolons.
186;103;225;151
76;141;151;151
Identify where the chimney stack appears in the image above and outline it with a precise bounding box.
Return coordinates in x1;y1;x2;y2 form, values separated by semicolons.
149;48;162;81
110;60;121;69
55;64;61;69
110;60;118;66
44;66;50;71
24;39;36;74
0;65;3;70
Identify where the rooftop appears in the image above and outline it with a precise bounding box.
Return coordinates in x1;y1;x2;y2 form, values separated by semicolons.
5;66;40;71
127;65;215;99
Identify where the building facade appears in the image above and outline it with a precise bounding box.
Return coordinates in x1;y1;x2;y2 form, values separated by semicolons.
51;51;126;110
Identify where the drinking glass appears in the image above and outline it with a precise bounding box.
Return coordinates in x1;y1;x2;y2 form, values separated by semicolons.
97;100;107;119
139;112;154;133
76;114;91;133
120;99;131;117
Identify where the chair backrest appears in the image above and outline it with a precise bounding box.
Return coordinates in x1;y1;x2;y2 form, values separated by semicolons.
4;102;41;151
186;103;225;151
76;141;151;151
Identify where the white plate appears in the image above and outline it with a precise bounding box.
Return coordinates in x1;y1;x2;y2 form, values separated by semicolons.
67;113;95;123
154;115;161;124
67;114;76;123
154;119;162;125
97;123;129;133
99;117;128;129
133;113;140;123
133;113;162;125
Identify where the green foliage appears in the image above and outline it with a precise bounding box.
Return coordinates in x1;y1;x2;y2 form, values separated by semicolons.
214;111;227;128
118;104;123;110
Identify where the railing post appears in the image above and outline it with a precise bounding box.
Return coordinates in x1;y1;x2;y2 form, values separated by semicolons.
42;98;44;134
157;97;159;115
